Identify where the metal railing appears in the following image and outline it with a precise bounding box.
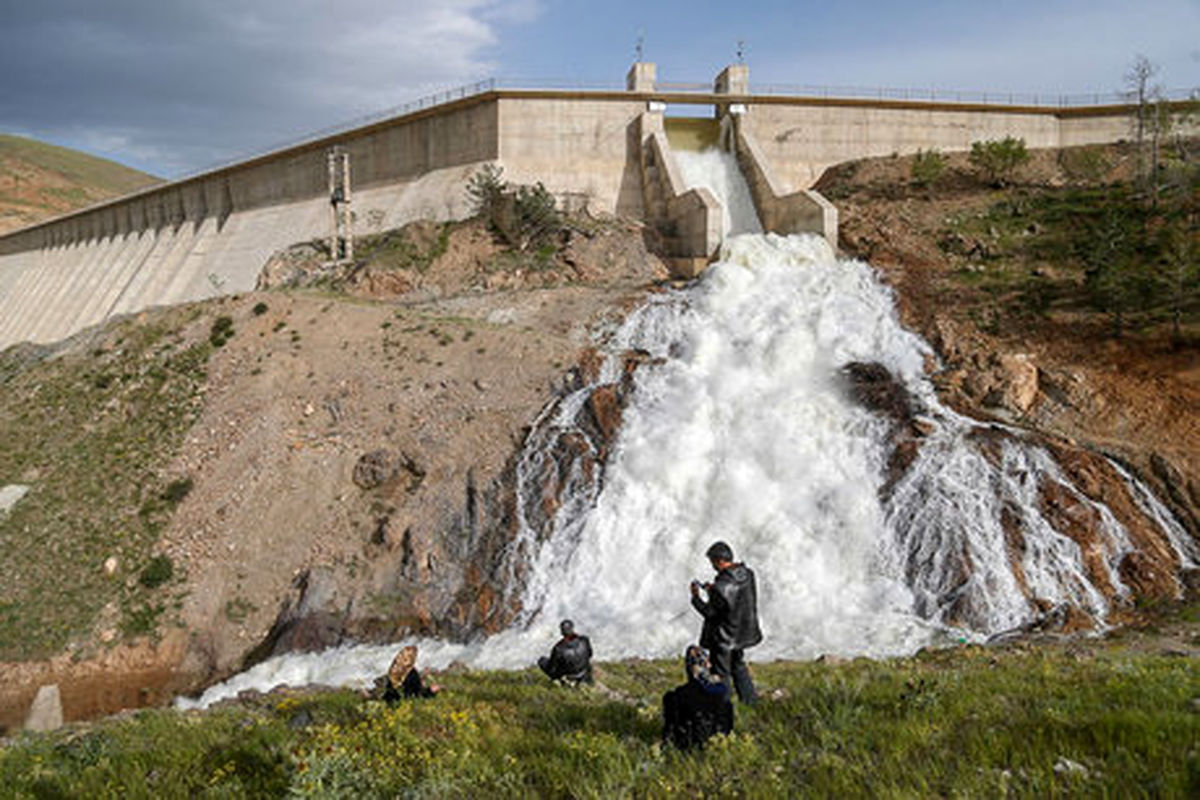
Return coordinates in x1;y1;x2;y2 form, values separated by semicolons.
748;82;1198;108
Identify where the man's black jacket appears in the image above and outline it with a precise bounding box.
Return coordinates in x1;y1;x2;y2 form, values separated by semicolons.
692;563;763;651
545;634;593;682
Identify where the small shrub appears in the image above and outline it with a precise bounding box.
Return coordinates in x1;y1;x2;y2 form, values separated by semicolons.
210;315;235;347
162;477;194;506
911;149;946;187
138;555;174;588
466;163;505;218
970;136;1030;187
495;182;562;252
252;302;269;316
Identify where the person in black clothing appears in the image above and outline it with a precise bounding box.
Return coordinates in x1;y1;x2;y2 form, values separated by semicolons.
690;540;763;704
662;644;733;750
537;619;594;685
381;645;441;702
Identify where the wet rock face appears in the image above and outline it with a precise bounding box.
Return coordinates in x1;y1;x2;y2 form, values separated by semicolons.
1048;444;1186;607
244;568;350;664
838;361;931;496
840;360;1190;634
448;348;654;635
840;361;915;428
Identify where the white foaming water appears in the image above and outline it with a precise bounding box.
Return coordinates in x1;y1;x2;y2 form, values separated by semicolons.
181;157;1194;710
674;148;763;236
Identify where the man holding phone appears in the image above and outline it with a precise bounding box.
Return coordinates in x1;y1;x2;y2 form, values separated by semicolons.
690;540;762;704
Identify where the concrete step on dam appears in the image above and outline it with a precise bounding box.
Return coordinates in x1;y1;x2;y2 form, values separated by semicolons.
0;61;1141;351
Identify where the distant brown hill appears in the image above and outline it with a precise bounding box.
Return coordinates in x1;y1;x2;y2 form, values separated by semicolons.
0;134;161;235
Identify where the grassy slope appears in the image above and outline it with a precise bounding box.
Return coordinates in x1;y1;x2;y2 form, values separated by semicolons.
0;307;216;660
0;134;160;232
1;611;1197;797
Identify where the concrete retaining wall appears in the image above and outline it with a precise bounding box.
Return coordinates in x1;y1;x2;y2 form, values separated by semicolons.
730;118;838;248
739;99;1129;190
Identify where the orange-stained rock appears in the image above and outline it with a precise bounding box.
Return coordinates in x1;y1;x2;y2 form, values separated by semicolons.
1049;443;1182;603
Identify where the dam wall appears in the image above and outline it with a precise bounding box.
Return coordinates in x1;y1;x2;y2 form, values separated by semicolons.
0;63;1160;350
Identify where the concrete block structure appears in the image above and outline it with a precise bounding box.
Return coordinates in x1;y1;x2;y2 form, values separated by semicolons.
0;62;1166;350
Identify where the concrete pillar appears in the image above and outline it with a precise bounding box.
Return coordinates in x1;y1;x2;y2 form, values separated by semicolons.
714;64;749;95
327;147;352;262
714;64;749;119
626;62;656;92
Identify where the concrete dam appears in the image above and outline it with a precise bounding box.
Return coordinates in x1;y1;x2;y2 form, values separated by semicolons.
0;62;1138;351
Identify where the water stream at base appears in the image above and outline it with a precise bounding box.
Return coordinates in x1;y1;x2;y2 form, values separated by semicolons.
180;152;1194;709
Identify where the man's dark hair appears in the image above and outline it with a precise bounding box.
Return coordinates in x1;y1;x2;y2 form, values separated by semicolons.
560;619;575;636
705;541;734;562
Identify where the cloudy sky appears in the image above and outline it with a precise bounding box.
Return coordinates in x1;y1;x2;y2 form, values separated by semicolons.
1;0;1196;178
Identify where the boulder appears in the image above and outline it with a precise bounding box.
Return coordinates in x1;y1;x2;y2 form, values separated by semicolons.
997;353;1039;414
353;450;398;489
0;484;30;517
24;684;63;732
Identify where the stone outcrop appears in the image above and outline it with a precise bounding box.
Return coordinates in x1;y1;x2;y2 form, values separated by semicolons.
22;685;62;732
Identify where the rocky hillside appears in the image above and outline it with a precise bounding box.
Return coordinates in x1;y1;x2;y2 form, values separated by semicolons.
0;134;160;235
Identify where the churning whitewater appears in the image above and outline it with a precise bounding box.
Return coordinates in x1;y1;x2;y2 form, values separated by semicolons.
181;151;1194;708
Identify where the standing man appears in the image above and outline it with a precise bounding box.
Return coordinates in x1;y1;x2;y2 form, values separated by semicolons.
690;540;762;704
537;619;594;685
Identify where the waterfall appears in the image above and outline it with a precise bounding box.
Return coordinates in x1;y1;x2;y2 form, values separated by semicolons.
180;153;1194;708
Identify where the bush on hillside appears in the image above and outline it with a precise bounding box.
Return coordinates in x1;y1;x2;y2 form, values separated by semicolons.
970;136;1030;187
466;165;563;253
911;149;946;187
138;554;174;589
465;163;505;219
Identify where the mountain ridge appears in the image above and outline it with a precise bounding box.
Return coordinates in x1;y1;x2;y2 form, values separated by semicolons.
0;133;161;235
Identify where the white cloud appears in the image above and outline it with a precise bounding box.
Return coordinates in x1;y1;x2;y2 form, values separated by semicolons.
0;0;544;175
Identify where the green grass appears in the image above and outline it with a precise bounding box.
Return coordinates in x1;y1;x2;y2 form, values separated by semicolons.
1;644;1196;797
0;314;211;659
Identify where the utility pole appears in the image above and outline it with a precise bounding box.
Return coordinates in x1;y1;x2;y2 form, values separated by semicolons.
327;146;352;262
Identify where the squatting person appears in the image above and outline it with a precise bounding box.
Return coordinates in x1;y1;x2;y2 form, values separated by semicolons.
537;619;594;685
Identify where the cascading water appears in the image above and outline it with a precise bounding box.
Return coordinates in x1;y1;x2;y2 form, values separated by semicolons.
181;150;1194;708
674;148;763;237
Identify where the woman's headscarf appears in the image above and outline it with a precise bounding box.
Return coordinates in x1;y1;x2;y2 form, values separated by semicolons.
684;644;727;696
387;645;418;687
